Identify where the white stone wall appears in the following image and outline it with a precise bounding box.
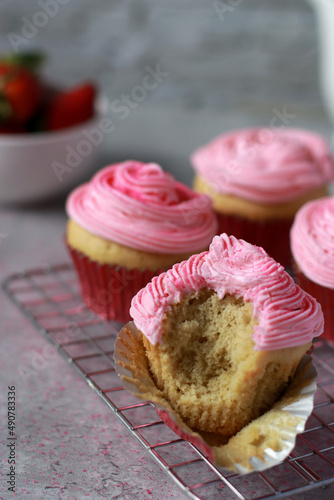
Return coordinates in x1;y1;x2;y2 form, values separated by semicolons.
0;0;323;115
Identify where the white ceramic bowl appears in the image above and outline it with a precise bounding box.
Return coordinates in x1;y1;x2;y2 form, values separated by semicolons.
0;98;109;205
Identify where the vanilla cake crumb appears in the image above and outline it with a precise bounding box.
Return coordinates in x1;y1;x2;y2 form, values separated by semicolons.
143;289;310;436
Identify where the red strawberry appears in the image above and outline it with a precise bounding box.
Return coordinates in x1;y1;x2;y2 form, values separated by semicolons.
0;124;26;134
0;52;44;125
46;83;96;131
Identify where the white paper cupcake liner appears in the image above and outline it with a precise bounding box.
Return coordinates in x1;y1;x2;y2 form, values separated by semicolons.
114;321;317;474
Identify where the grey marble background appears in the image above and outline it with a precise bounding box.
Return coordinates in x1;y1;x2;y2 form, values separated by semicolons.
0;0;327;118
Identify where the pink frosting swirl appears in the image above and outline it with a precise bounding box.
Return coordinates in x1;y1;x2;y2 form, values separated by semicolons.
291;196;334;289
66;160;218;254
191;128;334;203
130;233;323;350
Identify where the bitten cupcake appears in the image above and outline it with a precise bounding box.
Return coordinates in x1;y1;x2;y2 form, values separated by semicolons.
191;128;334;267
291;196;334;343
66;160;218;322
130;233;323;436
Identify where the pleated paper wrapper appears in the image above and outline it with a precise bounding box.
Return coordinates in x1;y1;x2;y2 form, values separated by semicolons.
293;263;334;344
67;244;164;323
215;212;293;268
114;321;317;474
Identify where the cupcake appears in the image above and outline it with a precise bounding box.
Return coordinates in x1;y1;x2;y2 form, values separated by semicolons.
291;196;334;343
191;128;334;267
130;233;323;436
66;160;218;322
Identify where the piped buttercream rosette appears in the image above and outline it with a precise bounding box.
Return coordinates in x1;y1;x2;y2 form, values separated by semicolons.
131;233;324;349
291;197;334;343
66;160;218;254
191;128;334;203
291;196;334;289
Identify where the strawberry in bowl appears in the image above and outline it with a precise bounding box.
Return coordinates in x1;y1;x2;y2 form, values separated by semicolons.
0;52;97;134
0;52;43;131
0;52;106;205
47;82;96;131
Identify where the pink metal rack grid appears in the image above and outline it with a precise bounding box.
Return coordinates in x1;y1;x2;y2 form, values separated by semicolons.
3;262;334;499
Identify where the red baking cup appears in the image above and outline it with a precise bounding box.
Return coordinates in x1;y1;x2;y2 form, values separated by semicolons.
293;265;334;344
67;244;164;323
154;406;215;461
215;212;293;268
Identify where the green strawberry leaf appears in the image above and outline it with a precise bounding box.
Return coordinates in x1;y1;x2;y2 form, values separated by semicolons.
0;52;45;72
0;94;13;124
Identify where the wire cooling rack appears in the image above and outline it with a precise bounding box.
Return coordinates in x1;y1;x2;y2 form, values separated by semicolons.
3;263;334;500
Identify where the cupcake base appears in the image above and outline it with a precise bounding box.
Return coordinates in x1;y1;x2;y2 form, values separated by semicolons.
67;244;164;323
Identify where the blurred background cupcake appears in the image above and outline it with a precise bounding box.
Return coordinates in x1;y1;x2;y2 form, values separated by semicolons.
291;196;334;344
66;159;218;322
191;127;334;267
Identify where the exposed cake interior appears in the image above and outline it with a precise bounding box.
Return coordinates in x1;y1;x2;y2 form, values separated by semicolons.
143;288;310;436
157;290;255;389
133;234;323;437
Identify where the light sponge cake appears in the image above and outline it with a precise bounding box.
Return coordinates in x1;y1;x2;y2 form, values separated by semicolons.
130;234;323;436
